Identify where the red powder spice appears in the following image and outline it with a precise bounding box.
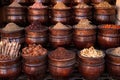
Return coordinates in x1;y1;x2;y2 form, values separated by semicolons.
30;2;46;8
100;24;120;29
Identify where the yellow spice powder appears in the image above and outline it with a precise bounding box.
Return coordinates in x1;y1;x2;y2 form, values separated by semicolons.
53;2;68;9
96;1;112;8
53;22;69;29
75;3;89;8
75;19;94;28
80;46;104;58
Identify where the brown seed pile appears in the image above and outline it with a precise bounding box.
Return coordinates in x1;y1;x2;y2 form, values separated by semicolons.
25;21;47;31
50;47;74;59
22;44;47;56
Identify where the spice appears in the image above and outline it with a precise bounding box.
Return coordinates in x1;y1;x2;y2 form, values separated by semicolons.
26;21;47;31
0;39;21;59
95;1;112;8
0;55;11;60
75;3;89;8
75;19;95;29
22;44;47;56
109;47;120;56
52;22;69;29
100;24;120;29
29;2;46;8
50;47;74;59
9;1;22;7
80;46;104;58
53;2;69;9
2;23;23;32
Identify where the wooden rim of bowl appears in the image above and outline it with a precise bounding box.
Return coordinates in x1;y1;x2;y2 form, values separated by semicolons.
28;7;48;10
72;6;92;9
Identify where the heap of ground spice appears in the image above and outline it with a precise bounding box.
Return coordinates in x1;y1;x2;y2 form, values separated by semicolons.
75;3;89;8
110;47;120;56
53;2;69;9
9;1;22;7
52;22;69;29
29;2;47;8
25;21;47;31
2;23;23;32
100;24;120;29
95;1;112;8
75;19;95;29
50;47;74;59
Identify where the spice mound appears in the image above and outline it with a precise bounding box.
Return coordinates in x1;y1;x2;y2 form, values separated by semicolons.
95;1;112;8
2;23;23;32
9;1;22;7
100;24;120;29
109;47;120;56
80;46;104;58
75;19;95;29
0;39;21;60
52;22;69;29
53;2;69;9
26;21;47;31
75;3;89;8
29;2;47;8
22;44;47;56
50;47;74;60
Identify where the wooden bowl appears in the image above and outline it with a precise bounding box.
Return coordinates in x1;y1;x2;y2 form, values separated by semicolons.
51;8;71;17
22;54;47;80
73;27;96;36
98;25;120;37
51;17;72;25
49;25;72;36
72;6;92;16
106;48;120;65
0;57;21;79
98;35;120;49
28;15;49;24
78;53;105;80
73;35;96;49
7;7;26;15
28;7;49;16
49;35;72;48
